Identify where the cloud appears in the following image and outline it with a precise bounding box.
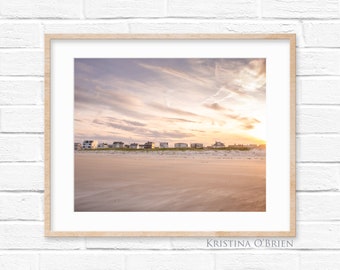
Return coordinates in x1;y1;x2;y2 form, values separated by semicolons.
104;117;146;127
148;102;198;117
239;117;261;130
138;62;212;87
203;102;226;111
222;112;261;130
249;58;266;77
92;118;194;141
74;58;266;144
162;117;197;123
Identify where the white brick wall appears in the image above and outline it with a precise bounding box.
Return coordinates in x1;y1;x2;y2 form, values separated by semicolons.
0;0;340;269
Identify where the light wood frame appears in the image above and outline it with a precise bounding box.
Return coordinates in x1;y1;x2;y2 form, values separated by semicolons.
45;34;296;237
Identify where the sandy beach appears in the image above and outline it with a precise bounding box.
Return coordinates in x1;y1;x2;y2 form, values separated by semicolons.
75;150;266;212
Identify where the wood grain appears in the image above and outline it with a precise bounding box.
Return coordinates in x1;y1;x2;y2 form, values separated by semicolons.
44;34;296;237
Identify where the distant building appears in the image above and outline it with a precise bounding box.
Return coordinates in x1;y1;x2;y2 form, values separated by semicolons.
74;143;82;151
228;144;245;149
190;143;203;149
246;144;258;149
98;143;109;149
144;141;155;149
174;143;188;148
130;143;139;149
212;141;225;148
82;140;98;149
139;144;145;149
112;141;124;148
159;142;169;148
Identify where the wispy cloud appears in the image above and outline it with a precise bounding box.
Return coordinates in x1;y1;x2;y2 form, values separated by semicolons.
203;102;226;111
148;102;199;117
74;58;266;145
92;117;193;141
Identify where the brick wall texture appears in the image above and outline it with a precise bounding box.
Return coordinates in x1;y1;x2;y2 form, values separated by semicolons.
1;0;340;269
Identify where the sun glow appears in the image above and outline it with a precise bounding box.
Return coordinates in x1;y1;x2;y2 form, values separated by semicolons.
75;58;266;146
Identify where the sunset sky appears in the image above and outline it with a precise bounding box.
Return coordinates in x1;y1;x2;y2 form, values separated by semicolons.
74;58;266;146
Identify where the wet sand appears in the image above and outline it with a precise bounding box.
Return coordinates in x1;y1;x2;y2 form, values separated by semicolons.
75;151;266;212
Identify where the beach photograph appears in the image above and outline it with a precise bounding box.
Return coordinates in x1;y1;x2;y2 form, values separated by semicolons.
74;58;266;212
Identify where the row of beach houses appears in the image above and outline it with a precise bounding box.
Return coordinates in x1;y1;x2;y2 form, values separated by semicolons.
75;140;262;150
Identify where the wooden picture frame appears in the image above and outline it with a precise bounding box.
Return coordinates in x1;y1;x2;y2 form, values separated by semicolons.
45;34;296;237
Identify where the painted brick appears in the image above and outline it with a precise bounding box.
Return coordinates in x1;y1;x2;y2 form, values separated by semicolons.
130;20;303;45
0;136;43;162
168;0;257;18
0;223;84;249
0;51;43;76
43;21;129;34
0;0;83;19
0;163;44;191
297;78;340;105
301;252;340;269
126;253;214;270
297;106;340;134
0;107;43;133
0;193;43;221
297;193;340;221
0;0;340;266
215;253;299;270
171;237;251;250
171;222;340;249
294;222;340;249
217;20;303;46
297;135;340;162
304;22;340;47
0;79;43;105
85;0;166;18
297;164;340;191
40;252;124;270
297;49;340;76
262;0;339;18
86;237;172;250
129;20;221;33
0;23;41;48
0;253;38;270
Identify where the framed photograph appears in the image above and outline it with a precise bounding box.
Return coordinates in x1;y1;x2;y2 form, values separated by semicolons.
45;34;296;236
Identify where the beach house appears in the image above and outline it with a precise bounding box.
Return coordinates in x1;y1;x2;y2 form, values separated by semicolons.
98;143;109;149
130;143;139;149
112;141;124;148
190;143;204;149
159;142;169;148
82;140;98;149
74;143;82;151
174;143;188;148
144;141;155;149
212;141;225;148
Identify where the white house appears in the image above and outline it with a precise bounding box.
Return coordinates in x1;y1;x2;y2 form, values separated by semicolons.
98;143;109;149
82;140;98;149
159;142;168;148
112;141;124;148
130;143;139;149
174;143;188;148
